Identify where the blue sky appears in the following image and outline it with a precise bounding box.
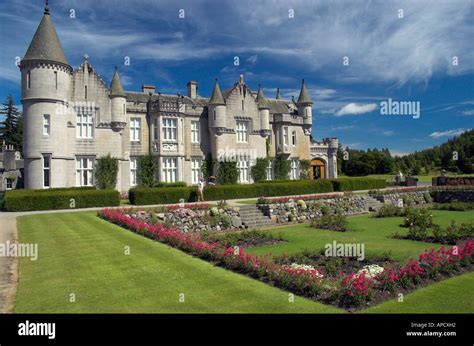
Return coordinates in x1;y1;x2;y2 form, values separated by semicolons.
0;0;473;156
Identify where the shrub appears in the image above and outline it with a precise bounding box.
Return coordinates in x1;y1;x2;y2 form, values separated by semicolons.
129;180;333;205
330;178;386;192
403;208;434;229
311;212;349;232
153;181;187;188
423;191;433;203
137;154;156;187
375;204;405;218
4;188;119;211
299;160;310;179
0;192;4;210
217;161;239;184
95;154;118;189
251;158;270;182
274;156;291;180
431;202;474;211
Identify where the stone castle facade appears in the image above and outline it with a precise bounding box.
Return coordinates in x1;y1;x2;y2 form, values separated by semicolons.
19;4;337;192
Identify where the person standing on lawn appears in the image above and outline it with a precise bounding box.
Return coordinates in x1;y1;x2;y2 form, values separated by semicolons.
197;178;205;202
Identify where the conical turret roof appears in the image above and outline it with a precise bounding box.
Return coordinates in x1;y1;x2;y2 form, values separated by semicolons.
22;5;69;66
209;80;225;105
110;67;126;97
297;79;312;104
256;85;269;109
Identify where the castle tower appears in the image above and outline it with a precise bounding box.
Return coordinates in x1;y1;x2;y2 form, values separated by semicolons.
256;85;271;136
110;66;127;131
297;79;313;132
208;79;226;161
208;79;226;129
19;1;72;189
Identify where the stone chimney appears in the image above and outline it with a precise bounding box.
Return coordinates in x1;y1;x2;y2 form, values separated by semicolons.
142;84;155;94
187;80;198;99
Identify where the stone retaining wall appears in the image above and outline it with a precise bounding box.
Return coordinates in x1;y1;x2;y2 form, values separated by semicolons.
371;191;430;206
432;190;474;203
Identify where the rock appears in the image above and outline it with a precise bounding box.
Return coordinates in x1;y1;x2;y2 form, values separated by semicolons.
231;216;242;228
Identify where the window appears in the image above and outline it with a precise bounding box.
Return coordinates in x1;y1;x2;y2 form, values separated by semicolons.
123;104;126;115
236;121;248;143
191;158;202;184
6;178;13;190
283;127;289;146
130;157;138;186
43;154;51;188
162;157;177;183
54;71;58;90
76;109;94;138
84;85;88;99
27;70;31;89
213;110;216;121
266;160;273;181
76;156;94;187
238;156;250;183
191;121;200;144
43;114;50;136
292;131;297;146
290;159;299;180
130;117;141;142
162;118;177;141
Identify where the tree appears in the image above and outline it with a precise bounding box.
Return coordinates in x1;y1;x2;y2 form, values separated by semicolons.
217;161;239;184
137;154;156;187
274;156;291;180
251;157;269;182
0;95;23;153
95;154;118;189
299;160;310;179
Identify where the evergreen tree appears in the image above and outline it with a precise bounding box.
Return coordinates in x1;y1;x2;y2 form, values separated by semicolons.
0;95;23;152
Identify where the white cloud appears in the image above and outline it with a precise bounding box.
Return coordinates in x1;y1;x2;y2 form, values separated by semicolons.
429;128;469;139
335;103;377;116
382;130;394;136
246;55;258;65
462;110;474;116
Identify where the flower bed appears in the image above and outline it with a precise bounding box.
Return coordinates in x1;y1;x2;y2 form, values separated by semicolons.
100;208;474;310
203;229;285;248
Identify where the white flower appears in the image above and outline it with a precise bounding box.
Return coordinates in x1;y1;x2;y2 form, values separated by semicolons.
283;263;324;278
357;264;384;278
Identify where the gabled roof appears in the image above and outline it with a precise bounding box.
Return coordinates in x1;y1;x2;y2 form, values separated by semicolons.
110;67;126;97
22;9;69;66
209;80;225;105
297;79;312;104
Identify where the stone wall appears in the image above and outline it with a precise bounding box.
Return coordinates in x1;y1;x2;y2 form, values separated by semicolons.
432;190;474;203
259;196;371;224
372;191;430;206
133;206;244;233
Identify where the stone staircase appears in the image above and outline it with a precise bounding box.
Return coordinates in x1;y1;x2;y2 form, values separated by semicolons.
366;196;384;212
238;204;276;229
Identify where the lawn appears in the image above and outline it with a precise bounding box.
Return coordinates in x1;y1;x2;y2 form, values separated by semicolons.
14;212;341;313
14;209;473;313
246;210;474;261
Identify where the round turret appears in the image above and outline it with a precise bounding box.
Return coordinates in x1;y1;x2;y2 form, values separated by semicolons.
208;79;226;129
109;66;127;131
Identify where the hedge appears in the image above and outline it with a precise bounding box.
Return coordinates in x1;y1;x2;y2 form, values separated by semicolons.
129;180;334;205
330;178;386;191
4;188;120;211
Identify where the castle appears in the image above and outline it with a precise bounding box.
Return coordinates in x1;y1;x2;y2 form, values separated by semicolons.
19;3;338;192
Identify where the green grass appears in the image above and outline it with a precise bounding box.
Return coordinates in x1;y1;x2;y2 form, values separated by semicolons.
14;209;473;313
14;212;341;313
246;210;474;261
363;272;474;313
